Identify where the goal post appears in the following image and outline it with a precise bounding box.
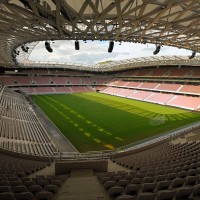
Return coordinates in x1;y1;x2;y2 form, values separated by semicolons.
150;115;166;126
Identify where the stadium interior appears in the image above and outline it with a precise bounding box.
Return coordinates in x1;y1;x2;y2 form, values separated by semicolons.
0;0;200;200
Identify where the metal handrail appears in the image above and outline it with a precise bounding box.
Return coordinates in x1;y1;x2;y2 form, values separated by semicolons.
53;120;200;162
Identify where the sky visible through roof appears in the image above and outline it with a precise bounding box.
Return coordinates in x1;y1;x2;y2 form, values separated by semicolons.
29;40;199;65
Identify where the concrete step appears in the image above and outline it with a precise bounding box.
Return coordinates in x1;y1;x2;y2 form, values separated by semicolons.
29;163;55;177
56;176;111;200
70;169;93;177
108;160;131;172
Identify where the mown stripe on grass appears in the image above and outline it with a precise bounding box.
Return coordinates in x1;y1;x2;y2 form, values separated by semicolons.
32;93;200;152
73;92;199;121
35;95;116;151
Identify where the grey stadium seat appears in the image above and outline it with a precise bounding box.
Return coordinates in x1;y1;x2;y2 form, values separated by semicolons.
0;192;15;200
35;191;53;200
116;195;136;200
109;186;124;198
157;190;175;200
157;181;171;191
125;184;141;196
44;185;58;193
142;183;156;193
104;180;116;189
117;179;130;187
137;192;156;200
15;192;34;200
175;187;192;200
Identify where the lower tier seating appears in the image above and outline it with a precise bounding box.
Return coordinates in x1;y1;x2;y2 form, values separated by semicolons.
97;139;200;199
100;87;200;110
0;89;57;156
0;150;67;200
0;174;67;200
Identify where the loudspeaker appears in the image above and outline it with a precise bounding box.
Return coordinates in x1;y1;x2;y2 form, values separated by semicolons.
75;40;80;50
45;41;53;53
189;51;196;59
21;45;29;53
153;45;161;55
108;41;114;53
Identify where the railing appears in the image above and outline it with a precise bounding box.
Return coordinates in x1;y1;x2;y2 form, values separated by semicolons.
114;121;200;153
53;150;113;163
54;120;200;162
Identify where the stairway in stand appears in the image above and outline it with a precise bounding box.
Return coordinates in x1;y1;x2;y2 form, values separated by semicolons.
56;169;111;200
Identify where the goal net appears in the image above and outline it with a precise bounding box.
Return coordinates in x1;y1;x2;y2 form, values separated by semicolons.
150;116;166;126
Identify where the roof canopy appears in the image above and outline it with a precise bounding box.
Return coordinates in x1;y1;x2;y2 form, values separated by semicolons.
0;0;200;69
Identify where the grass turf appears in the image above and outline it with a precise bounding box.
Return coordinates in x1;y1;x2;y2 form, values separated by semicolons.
32;92;200;152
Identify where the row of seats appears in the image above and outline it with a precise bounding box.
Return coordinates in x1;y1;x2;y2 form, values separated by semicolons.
97;171;200;199
108;81;183;93
100;87;200;110
20;86;95;94
96;145;200;199
119;66;200;77
16;66;200;78
0;174;67;200
0;152;48;176
0;75;111;86
0;140;55;156
109;184;200;200
98;139;200;199
0;89;57;156
0;144;66;200
113;141;199;169
107;80;200;95
19;69;87;75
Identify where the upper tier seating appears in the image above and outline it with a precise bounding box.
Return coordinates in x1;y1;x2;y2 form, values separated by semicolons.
0;76;14;85
0;75;111;86
156;83;183;92
111;81;129;87
34;87;55;93
50;77;67;84
169;67;195;77
21;69;86;75
119;66;199;77
80;77;91;84
12;76;32;85
125;82;142;88
33;77;50;85
139;82;159;90
192;68;200;77
65;77;82;84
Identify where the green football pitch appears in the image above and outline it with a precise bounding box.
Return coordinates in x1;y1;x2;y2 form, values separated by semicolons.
32;92;200;152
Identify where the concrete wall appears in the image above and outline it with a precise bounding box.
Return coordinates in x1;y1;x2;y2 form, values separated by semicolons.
55;160;108;175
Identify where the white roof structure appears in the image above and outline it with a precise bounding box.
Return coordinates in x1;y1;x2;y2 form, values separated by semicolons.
0;0;200;70
19;55;200;72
